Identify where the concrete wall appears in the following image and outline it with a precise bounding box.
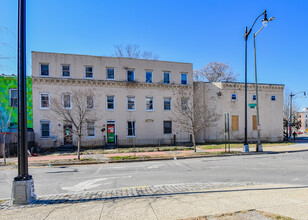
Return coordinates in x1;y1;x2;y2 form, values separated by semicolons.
194;82;284;143
32;52;193;148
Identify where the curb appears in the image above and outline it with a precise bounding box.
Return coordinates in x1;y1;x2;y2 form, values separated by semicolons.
3;149;308;168
37;151;264;166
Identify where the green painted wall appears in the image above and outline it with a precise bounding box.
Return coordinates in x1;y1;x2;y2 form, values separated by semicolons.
0;75;33;128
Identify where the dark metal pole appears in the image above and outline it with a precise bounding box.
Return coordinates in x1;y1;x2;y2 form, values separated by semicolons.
244;27;248;148
289;93;293;139
15;0;30;181
254;34;262;152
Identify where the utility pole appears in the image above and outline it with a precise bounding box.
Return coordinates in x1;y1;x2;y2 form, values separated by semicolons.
11;0;36;205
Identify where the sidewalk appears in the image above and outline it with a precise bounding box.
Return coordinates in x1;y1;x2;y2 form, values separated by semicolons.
1;183;307;219
3;142;308;166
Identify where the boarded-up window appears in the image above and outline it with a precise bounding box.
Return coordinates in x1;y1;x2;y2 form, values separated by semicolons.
232;115;239;131
252;115;257;130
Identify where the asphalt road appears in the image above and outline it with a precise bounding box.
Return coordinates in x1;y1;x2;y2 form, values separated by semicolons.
1;151;308;199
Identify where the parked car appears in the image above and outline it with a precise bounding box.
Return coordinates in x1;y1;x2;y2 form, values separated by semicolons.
298;130;303;134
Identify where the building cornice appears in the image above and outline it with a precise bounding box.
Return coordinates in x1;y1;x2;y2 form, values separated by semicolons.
32;77;192;90
222;83;284;91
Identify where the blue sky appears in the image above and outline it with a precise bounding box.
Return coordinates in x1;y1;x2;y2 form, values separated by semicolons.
1;0;308;107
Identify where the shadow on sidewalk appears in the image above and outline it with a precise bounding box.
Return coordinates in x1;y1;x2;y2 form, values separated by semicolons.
8;184;307;208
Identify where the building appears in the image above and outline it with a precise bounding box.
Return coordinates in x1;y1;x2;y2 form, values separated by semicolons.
194;81;284;142
0;75;33;129
31;51;193;148
298;108;308;133
0;75;34;157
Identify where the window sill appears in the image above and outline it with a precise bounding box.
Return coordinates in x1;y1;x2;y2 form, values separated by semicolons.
127;136;136;138
86;136;96;138
40;107;50;110
39;75;50;77
127;109;135;111
40;137;51;139
146;110;154;112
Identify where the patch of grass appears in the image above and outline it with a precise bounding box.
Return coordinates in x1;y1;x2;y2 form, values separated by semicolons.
71;158;97;162
110;155;150;160
0;199;7;204
197;142;294;150
196;151;239;156
0;162;15;166
259;211;294;220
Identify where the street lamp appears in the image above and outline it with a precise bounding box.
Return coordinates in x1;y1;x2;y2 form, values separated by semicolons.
253;16;275;152
289;91;306;139
243;10;269;152
11;0;36;205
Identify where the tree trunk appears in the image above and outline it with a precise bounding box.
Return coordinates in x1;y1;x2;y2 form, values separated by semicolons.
77;136;81;160
192;133;196;153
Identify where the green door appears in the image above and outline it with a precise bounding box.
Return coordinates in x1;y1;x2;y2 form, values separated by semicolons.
107;124;115;144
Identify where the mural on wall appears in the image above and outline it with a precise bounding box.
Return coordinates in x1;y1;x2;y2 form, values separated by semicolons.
0;75;33;129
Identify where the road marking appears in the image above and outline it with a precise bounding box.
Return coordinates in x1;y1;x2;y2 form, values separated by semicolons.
147;164;165;169
61;175;132;192
62;178;107;192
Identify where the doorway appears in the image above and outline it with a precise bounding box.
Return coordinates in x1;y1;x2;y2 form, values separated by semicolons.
107;123;116;144
63;124;73;145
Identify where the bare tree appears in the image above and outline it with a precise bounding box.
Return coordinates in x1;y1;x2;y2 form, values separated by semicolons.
0;90;13;165
113;44;159;60
194;62;238;82
172;87;220;152
50;89;98;160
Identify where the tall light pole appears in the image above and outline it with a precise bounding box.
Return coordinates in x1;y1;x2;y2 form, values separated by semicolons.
243;10;269;152
289;92;306;139
253;16;275;152
11;0;36;205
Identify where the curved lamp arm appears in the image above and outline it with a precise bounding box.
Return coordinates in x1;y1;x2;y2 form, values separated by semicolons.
244;10;267;40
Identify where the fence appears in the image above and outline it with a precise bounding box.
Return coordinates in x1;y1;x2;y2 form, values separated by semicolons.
74;135;192;149
0;129;35;157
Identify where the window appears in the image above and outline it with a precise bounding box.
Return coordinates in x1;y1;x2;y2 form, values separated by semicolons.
87;96;94;109
127;70;135;82
145;71;153;83
106;96;114;110
163;121;172;134
127;96;135;110
232;115;239;131
252;115;257;130
271;95;276;101
146;97;154;111
181;73;188;85
40;93;50;109
62;65;70;77
9;89;17;107
164;98;171;111
63;94;71;109
40;63;49;76
87;121;95;137
252;95;256;101
163;72;170;84
107;68;114;79
40;121;50;138
127;121;136;137
181;97;188;111
85;66;93;78
231;94;237;101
